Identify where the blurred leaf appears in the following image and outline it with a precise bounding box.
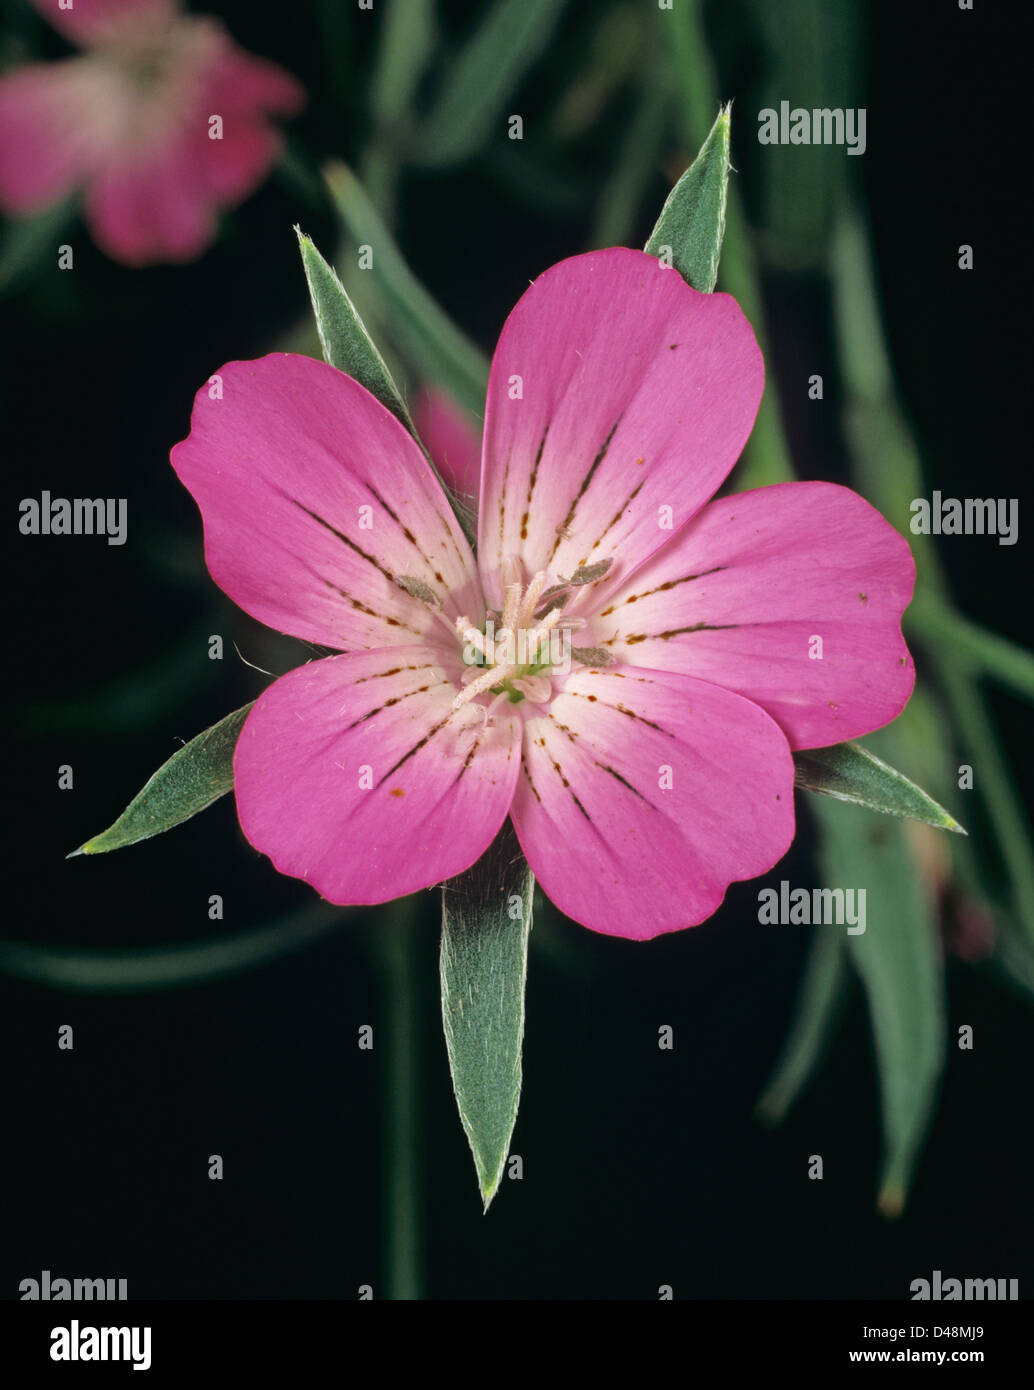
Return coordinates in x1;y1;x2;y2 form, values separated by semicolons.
907;597;1034;705
415;0;567;167
833;204;1034;940
324;162;489;420
794;741;965;834
0;198;77;296
644;103;730;292
296;227;413;428
0;903;343;993
659;1;795;487
589;53;671;250
440;822;533;1210
744;0;860;269
814;796;945;1215
757;928;849;1123
370;0;436;127
70;704;253;856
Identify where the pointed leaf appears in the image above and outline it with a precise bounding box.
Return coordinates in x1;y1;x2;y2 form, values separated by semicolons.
794;741;965;833
440;821;533;1210
296;228;413;428
71;703;254;856
756;928;849;1124
813;796;945;1215
644;103;730;293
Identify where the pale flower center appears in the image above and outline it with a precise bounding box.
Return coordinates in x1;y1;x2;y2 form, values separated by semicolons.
450;558;588;723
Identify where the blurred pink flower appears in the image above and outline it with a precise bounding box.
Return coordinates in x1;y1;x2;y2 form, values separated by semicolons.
413;386;482;512
0;0;304;265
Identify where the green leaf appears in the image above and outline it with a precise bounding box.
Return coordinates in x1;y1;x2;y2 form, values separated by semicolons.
440;821;533;1210
70;703;254;856
414;0;566;168
0;197;77;296
296;228;413;428
813;796;945;1215
0;902;343;993
793;741;965;834
324;162;490;419
644;103;730;293
756;928;849;1124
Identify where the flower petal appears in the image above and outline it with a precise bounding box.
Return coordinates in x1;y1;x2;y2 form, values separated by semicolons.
0;61;115;211
84;140;215;264
510;666;795;938
590;481;915;749
170;354;483;651
198;38;306;118
234;649;522;903
477;247;763;606
32;0;176;48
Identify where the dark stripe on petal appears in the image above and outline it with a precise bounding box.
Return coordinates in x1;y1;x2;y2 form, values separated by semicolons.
322;579;423;637
347;679;450;730
596;761;655;807
546;417;622;564
456;735;482;781
598;566;726;616
520;426;550;541
610;621;738;645
583;480;645;562
377;712;455;786
355;662;436;684
521;748;542;802
365;482;448;587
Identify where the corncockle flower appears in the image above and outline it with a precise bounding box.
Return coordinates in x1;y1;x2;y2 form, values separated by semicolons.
171;249;914;938
0;0;303;265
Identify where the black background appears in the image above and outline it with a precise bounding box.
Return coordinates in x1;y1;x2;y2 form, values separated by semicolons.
2;0;1030;1301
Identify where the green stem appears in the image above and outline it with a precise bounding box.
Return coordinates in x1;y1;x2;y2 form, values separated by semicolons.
831;205;1034;940
377;897;423;1300
664;0;795;488
907;598;1034;704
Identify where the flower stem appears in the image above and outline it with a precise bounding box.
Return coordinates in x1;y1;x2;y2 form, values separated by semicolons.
663;0;795;488
376;897;424;1300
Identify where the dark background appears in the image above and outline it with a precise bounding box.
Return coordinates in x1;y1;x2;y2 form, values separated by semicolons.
2;0;1030;1299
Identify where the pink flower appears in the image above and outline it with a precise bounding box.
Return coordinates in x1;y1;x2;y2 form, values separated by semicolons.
0;0;304;265
171;249;915;938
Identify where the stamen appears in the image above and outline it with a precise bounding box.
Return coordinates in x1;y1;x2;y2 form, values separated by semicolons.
501;582;521;633
451;664;517;709
517;570;550;628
